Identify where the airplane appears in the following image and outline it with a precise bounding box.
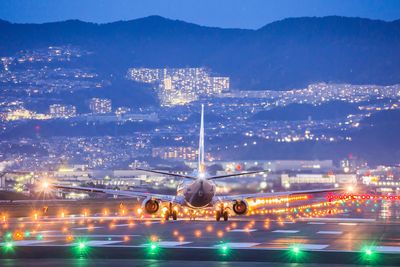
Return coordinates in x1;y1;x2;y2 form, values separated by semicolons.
48;104;343;221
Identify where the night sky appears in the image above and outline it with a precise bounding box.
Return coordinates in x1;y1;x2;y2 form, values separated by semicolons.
1;0;400;29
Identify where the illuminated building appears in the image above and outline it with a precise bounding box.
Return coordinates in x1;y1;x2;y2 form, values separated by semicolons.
185;160;334;172
127;67;229;106
49;104;76;118
152;146;201;161
4;108;50;121
281;173;357;187
89;98;112;114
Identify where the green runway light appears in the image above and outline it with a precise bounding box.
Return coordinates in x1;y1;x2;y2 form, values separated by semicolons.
78;242;86;250
361;245;378;262
218;243;230;255
148;242;159;253
5;232;12;239
72;239;90;256
290;244;302;255
3;241;14;252
24;231;30;237
36;234;43;240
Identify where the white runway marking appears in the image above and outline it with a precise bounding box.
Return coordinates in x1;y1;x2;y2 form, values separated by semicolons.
229;229;257;232
0;240;54;246
317;231;343;235
72;226;104;230
307;222;326;225
298;244;329;250
373;246;400;253
42;234;141;238
142;241;191;247
272;230;299;233
83;240;123;246
215;242;260;248
338;223;357;226
302;218;374;222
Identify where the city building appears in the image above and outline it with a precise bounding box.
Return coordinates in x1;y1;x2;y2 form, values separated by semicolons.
280;173;357;188
185;160;334;172
89;98;112;114
153;146;200;161
49;104;77;118
127;67;230;106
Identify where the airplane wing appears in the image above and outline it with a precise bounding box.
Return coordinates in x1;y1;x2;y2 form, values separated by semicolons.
206;170;268;181
215;187;344;202
52;184;184;204
135;168;197;180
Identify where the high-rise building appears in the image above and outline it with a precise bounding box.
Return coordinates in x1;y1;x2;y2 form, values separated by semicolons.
49;104;77;118
89;98;112;114
126;67;230;106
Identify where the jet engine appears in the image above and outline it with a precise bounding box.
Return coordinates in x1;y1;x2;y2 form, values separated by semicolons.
232;200;248;215
142;198;160;214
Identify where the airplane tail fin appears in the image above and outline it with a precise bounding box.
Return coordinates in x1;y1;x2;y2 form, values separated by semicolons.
198;104;205;173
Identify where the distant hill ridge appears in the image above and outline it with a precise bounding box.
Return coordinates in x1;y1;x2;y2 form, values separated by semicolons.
1;15;400;90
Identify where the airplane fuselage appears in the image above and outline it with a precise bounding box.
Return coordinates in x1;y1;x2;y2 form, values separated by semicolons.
177;178;216;208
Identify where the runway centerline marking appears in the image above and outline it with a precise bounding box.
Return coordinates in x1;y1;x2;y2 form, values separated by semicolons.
307;222;326;225
373;246;400;253
297;244;329;250
0;240;54;246
79;240;123;246
317;231;343;235
229;229;257;232
338;223;357;226
272;230;299;233
215;242;261;248
42;234;141;238
142;241;192;247
72;226;104;230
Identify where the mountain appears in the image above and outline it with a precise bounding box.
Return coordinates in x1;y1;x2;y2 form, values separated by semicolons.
1;15;400;89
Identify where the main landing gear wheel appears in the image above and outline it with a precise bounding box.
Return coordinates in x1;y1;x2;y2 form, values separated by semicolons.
223;211;229;221
216;210;229;221
164;211;170;221
216;210;221;221
172;210;177;220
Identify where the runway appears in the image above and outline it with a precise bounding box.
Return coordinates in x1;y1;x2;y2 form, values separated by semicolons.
1;199;400;265
1;216;398;251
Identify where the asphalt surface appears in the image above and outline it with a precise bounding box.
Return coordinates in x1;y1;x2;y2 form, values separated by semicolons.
0;199;400;265
1;216;397;251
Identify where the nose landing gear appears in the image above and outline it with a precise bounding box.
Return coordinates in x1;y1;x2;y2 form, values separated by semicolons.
164;203;178;221
215;205;229;221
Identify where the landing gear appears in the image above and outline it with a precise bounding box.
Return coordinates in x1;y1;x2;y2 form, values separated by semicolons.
223;211;229;221
172;210;177;220
216;210;221;221
216;209;229;221
164;203;178;221
164;212;170;221
189;210;196;221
